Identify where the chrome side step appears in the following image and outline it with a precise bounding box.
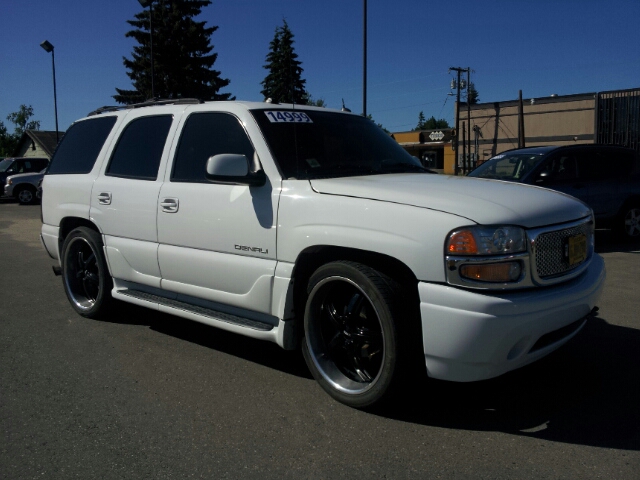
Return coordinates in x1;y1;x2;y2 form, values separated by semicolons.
117;288;274;332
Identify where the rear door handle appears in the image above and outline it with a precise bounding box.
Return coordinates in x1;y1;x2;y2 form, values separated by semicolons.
97;192;112;205
160;197;179;213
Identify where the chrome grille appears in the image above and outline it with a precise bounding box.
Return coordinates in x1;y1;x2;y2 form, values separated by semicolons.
534;221;592;279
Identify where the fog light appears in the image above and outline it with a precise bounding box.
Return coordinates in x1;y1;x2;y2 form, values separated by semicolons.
460;261;522;283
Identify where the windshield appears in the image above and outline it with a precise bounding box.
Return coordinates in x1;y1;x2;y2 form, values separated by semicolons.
251;109;430;179
469;152;545;181
0;159;14;173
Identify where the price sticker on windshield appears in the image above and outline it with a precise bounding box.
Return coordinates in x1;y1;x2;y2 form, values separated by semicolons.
265;111;313;123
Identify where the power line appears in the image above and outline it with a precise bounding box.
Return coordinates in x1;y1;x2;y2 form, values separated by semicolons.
371;99;441;114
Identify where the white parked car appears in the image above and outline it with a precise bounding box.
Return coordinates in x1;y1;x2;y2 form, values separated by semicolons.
40;99;605;408
4;169;47;204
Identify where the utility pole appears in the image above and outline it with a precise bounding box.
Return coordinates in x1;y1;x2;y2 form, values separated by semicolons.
466;68;471;172
449;67;470;175
518;90;525;148
462;121;466;174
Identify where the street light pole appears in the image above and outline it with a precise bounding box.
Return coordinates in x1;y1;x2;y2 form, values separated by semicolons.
138;0;155;99
40;40;59;143
362;0;367;117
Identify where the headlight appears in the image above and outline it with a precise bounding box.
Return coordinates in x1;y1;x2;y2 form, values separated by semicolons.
445;225;529;287
6;179;12;186
447;226;526;255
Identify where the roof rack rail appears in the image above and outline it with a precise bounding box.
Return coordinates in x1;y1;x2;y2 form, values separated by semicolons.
87;98;204;116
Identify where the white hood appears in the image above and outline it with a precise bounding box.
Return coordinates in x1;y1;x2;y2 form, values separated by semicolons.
309;174;591;228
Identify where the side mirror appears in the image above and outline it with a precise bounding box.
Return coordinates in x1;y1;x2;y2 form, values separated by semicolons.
205;153;266;187
536;171;549;183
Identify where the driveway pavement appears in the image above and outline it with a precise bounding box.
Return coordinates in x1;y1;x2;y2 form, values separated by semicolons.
1;201;639;479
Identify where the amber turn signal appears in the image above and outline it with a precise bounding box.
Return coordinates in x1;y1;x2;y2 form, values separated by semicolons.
460;262;522;283
448;230;477;254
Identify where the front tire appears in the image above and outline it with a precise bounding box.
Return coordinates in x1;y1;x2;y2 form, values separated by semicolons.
61;227;113;318
302;261;409;408
16;186;37;205
619;204;640;241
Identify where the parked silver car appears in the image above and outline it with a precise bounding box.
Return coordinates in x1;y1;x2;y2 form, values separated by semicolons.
3;169;46;205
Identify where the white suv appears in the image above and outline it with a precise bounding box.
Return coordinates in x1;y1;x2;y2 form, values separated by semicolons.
41;99;605;408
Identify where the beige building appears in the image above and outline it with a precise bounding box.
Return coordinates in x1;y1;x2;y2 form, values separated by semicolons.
12;130;63;159
392;87;640;175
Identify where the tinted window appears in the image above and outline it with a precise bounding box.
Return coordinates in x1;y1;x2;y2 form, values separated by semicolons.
13;160;26;173
33;159;49;170
172;113;254;183
47;117;117;174
252;109;422;179
25;161;43;173
107;115;173;180
543;153;579;182
579;148;634;180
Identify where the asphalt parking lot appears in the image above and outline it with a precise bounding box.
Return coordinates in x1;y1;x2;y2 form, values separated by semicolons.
1;199;639;479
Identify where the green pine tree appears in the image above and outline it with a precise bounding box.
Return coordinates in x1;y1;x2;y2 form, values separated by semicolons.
414;111;449;130
466;82;479;104
114;0;232;104
261;20;307;105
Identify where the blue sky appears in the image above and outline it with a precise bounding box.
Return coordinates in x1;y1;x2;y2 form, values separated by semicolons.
2;0;639;134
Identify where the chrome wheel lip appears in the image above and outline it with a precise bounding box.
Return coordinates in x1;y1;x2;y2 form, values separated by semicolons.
63;237;100;311
305;276;385;396
624;207;640;237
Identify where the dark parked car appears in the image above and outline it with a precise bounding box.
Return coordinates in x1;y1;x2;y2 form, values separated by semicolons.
468;145;640;240
0;157;49;194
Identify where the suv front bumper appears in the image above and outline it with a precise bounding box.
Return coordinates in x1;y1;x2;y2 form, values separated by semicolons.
418;254;606;382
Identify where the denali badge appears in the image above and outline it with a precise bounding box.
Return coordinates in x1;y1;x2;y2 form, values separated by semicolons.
235;244;269;254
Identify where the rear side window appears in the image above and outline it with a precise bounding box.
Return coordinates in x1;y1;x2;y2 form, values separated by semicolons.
33;159;49;170
579;148;634;180
47;116;117;174
171;113;254;183
106;115;173;180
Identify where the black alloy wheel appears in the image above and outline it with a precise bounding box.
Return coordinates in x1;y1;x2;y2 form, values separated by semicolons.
61;227;113;318
302;261;407;408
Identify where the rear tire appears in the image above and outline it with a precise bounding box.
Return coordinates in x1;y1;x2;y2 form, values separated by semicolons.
61;227;113;318
301;261;414;408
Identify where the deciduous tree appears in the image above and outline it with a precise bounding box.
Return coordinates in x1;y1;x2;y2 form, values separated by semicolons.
0;105;41;156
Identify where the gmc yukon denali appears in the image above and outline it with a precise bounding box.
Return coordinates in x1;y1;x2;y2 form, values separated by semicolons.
40;99;605;408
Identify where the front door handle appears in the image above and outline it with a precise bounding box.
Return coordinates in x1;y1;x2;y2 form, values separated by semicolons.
160;197;179;213
97;192;112;205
